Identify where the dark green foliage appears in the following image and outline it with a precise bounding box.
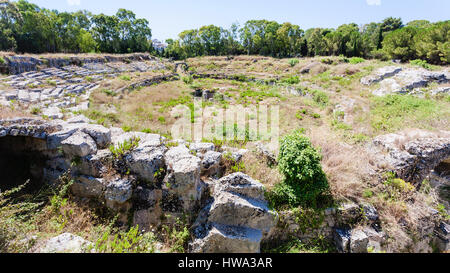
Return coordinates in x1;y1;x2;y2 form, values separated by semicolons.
0;1;448;65
0;0;152;54
382;27;418;61
164;17;449;65
268;130;329;209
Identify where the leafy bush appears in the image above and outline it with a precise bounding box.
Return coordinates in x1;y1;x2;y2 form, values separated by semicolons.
349;57;365;64
268;130;329;208
0;56;5;65
410;59;432;69
281;75;300;85
102;89;117;97
182;75;193;84
119;75;131;81
310;89;329;106
288;59;300;67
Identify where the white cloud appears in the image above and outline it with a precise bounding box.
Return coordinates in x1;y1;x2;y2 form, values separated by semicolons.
366;0;381;6
67;0;81;6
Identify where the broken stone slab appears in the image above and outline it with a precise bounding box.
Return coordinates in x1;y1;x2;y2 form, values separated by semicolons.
42;107;63;120
39;233;93;253
254;142;277;166
74;149;111;177
361;66;402;85
71;176;105;199
67;115;91;124
78;124;112;149
190;222;262;253
349;229;369;253
216;172;266;201
105;177;134;205
362;203;379;223
191;172;277;253
334;228;351;253
112;131;163;148
372;130;450;183
164;145;202;211
47;127;79;149
201;151;222;175
125;146;166;183
61;130;97;157
372;69;449;96
431;86;450;96
337;202;363;225
207;190;276;232
189;142;215;154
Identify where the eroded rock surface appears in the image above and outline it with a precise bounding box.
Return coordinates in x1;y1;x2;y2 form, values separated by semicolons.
190;173;277;253
362;66;449;96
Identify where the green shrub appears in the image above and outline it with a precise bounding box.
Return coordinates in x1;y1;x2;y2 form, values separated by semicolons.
181;75;193;84
410;59;432;69
119;75;131;81
268;130;329;208
349;57;365;64
102;89;117;97
310;90;329;106
31;107;42;115
288;59;300;67
281;75;300;85
0;56;5;65
122;125;132;132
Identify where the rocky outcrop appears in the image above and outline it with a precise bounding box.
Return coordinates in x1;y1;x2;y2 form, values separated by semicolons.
0;118;279;253
38;233;93;253
361;66;402;85
362;67;449;96
0;54;167;119
190;173;277;253
372;130;450;184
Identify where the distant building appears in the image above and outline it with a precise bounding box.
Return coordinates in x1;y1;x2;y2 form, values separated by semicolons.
152;39;168;52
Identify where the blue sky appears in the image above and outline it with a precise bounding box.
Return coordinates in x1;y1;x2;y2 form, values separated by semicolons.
26;0;450;42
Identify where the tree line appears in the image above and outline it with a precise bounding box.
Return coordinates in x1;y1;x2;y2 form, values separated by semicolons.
163;18;450;64
0;0;153;54
1;0;448;65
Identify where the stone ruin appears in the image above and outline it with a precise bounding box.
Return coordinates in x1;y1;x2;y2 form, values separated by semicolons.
2;117;448;253
0;117;277;253
0;53;167;119
361;66;450;96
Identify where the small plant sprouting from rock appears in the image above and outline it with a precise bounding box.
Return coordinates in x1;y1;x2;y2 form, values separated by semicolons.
109;137;141;159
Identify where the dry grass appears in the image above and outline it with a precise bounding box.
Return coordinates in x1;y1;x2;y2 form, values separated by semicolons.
240;151;282;189
0;105;32;119
307;127;370;202
87;81;192;135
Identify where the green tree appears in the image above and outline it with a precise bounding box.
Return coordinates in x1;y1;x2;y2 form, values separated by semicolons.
382;26;418;61
414;21;450;64
0;0;22;51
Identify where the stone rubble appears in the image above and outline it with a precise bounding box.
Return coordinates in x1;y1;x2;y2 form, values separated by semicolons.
361;66;449;96
0;53;166;121
0;117;280;253
190;173;278;253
